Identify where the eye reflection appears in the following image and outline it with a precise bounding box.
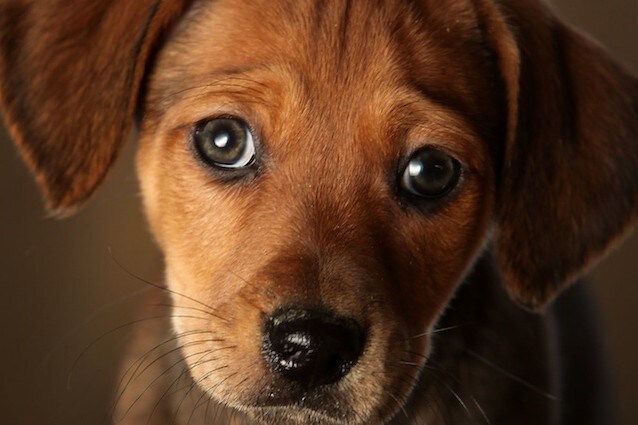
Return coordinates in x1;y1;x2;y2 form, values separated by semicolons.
194;118;255;169
401;148;461;199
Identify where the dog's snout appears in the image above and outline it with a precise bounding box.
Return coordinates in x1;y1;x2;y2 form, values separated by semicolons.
264;308;365;389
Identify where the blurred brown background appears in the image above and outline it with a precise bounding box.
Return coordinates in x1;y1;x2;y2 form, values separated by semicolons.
1;1;637;424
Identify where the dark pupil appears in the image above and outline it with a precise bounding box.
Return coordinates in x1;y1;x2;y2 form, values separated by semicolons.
406;150;458;197
195;119;246;165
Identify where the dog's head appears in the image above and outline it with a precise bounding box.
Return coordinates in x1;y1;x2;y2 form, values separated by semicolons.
2;0;637;423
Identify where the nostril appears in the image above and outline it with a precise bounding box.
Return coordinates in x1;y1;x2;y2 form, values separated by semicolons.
264;308;365;389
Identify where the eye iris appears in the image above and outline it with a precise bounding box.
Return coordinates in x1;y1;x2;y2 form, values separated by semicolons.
194;118;254;168
403;149;460;198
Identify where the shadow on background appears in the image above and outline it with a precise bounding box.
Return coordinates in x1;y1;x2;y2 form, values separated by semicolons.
1;0;636;424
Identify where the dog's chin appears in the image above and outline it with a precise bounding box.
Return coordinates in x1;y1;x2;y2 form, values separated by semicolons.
235;386;364;425
241;390;411;425
247;406;352;425
228;374;417;425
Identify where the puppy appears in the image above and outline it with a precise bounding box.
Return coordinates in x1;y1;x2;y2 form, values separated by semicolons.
1;0;637;424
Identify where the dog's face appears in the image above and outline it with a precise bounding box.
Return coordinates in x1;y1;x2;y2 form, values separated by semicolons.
137;1;497;422
2;0;638;424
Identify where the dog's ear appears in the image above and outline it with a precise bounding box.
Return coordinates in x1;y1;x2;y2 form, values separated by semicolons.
0;0;190;216
474;0;638;310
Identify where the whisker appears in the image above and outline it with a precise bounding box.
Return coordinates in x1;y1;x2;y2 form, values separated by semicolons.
471;396;492;425
464;348;557;400
133;344;236;420
421;358;493;424
112;329;212;414
41;286;153;368
225;268;278;302
172;365;233;425
67;314;210;389
203;398;211;423
387;385;410;421
403;350;428;360
407;324;465;340
420;372;450;425
197;365;256;424
422;367;472;420
186;389;210;425
397;360;422;367
113;336;222;415
201;366;236;397
108;248;227;322
117;350;211;422
387;360;469;425
143;365;190;425
151;302;224;318
133;338;227;385
393;375;428;425
144;345;236;424
370;370;418;424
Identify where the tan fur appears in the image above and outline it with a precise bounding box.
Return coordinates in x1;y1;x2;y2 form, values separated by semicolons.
1;0;637;424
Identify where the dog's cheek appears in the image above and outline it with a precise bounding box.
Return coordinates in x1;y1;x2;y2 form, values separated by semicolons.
138;156;277;407
375;173;494;400
136;129;256;307
136;133;165;245
170;286;270;405
391;175;493;331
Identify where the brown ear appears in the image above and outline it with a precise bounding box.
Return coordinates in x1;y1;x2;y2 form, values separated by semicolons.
0;0;190;216
474;0;638;310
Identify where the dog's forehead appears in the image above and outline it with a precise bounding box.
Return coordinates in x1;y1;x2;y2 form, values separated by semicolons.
149;0;497;124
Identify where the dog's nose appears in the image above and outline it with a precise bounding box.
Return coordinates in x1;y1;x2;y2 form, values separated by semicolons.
264;308;365;389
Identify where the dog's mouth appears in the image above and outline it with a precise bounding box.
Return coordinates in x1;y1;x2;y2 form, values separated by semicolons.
249;404;355;425
246;385;358;424
240;379;386;425
236;349;427;425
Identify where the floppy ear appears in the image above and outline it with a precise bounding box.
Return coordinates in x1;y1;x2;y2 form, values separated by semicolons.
474;0;638;310
0;0;190;216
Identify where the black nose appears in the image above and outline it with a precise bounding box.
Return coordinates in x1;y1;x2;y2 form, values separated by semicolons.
264;308;365;389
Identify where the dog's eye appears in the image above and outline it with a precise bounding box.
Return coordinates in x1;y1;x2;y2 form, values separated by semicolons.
194;118;255;168
401;148;461;198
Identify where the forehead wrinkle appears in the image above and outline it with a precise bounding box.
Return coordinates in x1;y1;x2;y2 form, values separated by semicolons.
146;65;277;120
159;66;272;103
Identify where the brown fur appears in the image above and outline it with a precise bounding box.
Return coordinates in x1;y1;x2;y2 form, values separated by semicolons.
1;0;637;424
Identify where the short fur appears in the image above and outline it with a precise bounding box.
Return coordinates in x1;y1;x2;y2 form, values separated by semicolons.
1;0;637;424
